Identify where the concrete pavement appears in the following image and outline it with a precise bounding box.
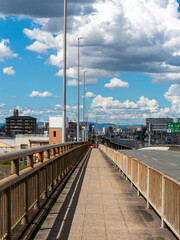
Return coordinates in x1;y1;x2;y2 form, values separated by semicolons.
34;149;176;240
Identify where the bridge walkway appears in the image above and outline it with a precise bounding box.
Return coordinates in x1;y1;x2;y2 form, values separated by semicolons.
34;149;176;240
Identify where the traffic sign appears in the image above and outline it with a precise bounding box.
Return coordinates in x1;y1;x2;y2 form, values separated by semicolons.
81;121;87;127
148;131;152;135
167;122;180;133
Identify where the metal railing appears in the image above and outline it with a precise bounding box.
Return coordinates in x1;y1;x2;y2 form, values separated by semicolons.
99;144;180;239
0;142;89;240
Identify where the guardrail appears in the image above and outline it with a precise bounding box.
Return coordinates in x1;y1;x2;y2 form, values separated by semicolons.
99;144;180;239
0;142;89;240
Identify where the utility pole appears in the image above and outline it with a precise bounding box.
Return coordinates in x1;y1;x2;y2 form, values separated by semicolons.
96;112;98;136
62;0;67;143
149;123;151;146
77;37;83;142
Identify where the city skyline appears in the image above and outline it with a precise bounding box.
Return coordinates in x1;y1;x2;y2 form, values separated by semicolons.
0;0;180;125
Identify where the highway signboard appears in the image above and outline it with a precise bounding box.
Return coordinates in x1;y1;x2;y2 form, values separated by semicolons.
167;122;180;133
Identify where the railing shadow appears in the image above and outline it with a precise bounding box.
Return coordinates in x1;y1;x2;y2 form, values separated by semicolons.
41;149;91;240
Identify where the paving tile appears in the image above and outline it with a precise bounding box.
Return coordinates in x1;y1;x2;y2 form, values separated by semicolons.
34;149;177;240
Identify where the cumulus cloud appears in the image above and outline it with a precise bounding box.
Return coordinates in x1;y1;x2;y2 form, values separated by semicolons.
18;0;180;82
85;92;96;98
164;84;180;113
21;109;43;116
90;94;169;123
67;79;78;86
0;39;17;61
3;66;16;75
0;0;97;19
28;91;54;98
0;104;5;108
56;67;109;85
104;78;129;88
26;41;49;53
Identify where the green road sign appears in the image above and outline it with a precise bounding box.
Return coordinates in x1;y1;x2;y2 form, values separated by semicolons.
160;131;166;135
148;131;152;135
167;122;180;133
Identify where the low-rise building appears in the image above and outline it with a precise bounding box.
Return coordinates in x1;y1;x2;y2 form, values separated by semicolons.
68;120;77;141
49;117;69;144
0;139;16;153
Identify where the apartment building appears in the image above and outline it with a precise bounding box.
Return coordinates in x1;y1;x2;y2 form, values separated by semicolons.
5;109;37;136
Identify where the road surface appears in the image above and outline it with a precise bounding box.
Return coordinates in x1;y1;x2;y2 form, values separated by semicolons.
120;149;180;182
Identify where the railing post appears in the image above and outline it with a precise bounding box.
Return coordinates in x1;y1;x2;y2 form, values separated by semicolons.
60;146;63;154
44;165;48;199
5;187;11;240
38;152;43;162
34;171;39;210
147;166;150;209
21;178;28;224
11;158;19;175
52;148;56;157
27;154;33;167
130;158;133;187
56;147;59;155
45;150;50;160
126;156;128;181
137;161;140;196
161;174;166;228
122;154;124;176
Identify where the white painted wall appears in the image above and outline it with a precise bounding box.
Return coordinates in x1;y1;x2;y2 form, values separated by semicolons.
49;117;69;128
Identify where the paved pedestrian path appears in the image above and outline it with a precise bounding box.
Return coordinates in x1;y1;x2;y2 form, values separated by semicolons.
34;149;176;240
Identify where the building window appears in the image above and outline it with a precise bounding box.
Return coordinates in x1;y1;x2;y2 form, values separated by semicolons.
53;131;56;137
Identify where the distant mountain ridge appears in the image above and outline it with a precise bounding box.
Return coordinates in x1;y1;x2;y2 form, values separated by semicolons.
0;122;132;130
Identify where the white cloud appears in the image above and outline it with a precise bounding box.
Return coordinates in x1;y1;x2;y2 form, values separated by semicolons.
24;28;61;53
26;41;49;53
104;78;129;88
17;0;180;83
164;84;180;113
67;79;77;87
0;39;17;61
0;104;5;108
85;92;96;98
28;91;54;98
3;66;15;75
22;109;43;116
90;94;168;123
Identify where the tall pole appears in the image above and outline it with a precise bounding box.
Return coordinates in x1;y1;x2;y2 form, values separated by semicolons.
83;71;87;141
149;123;151;146
96;114;97;136
77;37;83;142
86;100;89;141
83;71;87;121
62;0;67;143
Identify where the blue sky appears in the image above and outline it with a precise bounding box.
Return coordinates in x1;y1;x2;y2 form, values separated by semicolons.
0;0;180;125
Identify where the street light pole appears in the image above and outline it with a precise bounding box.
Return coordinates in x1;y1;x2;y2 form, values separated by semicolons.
62;0;67;143
83;71;87;141
83;71;87;121
77;37;83;142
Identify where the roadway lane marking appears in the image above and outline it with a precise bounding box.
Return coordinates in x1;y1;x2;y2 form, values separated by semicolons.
143;155;147;157
167;162;178;167
151;158;158;161
174;155;180;157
